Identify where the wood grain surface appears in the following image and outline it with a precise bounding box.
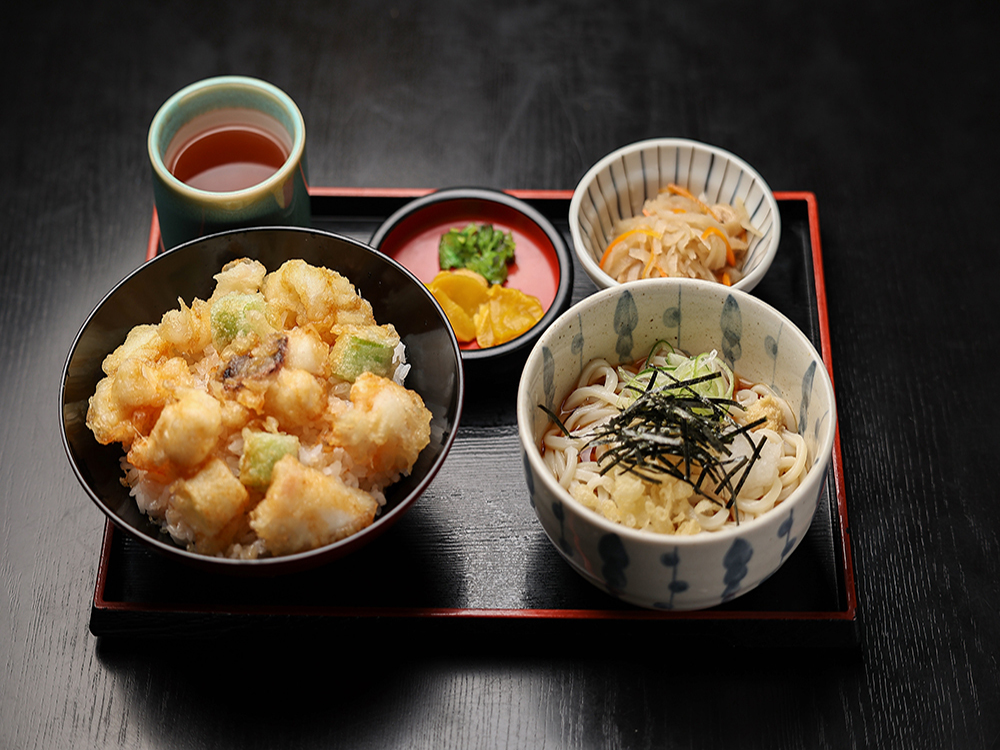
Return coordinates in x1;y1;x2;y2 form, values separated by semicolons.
3;1;999;748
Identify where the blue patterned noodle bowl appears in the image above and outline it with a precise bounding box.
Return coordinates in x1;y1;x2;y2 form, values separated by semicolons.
517;278;836;611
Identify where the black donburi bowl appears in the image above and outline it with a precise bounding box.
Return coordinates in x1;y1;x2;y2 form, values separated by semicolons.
60;227;465;576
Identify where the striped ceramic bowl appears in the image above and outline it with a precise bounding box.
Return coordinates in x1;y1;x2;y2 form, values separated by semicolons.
568;138;780;293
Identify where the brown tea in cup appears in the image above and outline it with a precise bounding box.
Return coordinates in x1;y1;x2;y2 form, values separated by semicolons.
148;76;310;250
166;108;290;192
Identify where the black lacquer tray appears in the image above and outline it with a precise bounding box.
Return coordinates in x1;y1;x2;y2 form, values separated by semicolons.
91;189;857;647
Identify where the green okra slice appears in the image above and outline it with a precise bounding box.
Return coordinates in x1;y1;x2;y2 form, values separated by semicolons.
239;430;300;490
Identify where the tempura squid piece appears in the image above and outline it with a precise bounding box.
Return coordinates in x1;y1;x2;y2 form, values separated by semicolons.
159;296;213;359
100;324;169;375
210;258;268;300
264;367;327;427
262;259;377;338
329;371;431;486
249;453;379;555
126;387;223;474
283;327;331;377
86;325;196;447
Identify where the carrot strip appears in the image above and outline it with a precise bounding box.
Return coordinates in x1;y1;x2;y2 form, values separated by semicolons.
667;183;721;221
666;183;699;201
599;228;661;270
702;226;736;266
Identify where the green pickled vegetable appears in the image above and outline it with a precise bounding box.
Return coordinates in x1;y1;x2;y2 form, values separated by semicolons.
438;223;516;285
239;431;300;489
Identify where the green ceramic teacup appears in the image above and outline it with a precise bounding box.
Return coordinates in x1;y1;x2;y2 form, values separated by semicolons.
148;76;310;250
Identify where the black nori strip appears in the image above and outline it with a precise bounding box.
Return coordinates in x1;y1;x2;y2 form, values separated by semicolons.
546;366;772;515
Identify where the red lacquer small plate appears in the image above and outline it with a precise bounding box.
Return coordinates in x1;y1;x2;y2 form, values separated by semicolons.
370;188;573;366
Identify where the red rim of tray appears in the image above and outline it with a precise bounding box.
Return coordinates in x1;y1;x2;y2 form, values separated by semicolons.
116;189;855;636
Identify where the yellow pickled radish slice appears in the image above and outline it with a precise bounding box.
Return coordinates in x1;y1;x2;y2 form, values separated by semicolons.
428;269;492;343
428;268;544;348
474;285;545;347
428;270;489;312
429;287;477;342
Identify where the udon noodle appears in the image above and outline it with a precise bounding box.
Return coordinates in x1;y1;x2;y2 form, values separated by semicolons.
599;184;759;286
539;343;808;534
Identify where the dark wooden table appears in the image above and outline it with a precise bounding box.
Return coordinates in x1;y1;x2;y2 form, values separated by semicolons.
4;1;999;747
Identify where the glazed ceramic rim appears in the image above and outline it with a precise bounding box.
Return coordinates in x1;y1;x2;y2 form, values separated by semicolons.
568;137;781;294
60;226;464;573
370;187;574;363
148;75;306;202
516;277;836;548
